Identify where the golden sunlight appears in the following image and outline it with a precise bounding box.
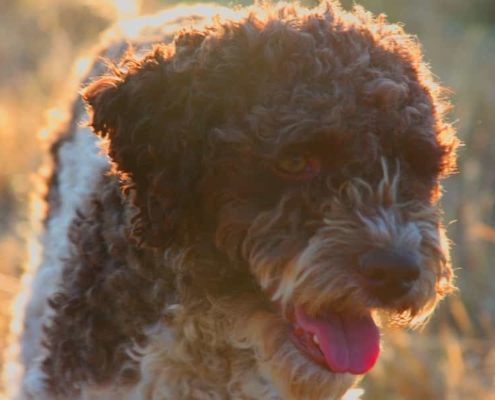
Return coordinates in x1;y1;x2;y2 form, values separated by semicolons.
1;1;494;398
86;0;141;19
342;388;365;400
112;0;141;18
112;3;236;41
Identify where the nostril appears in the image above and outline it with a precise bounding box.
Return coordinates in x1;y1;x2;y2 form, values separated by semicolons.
361;264;387;283
359;248;421;300
402;261;420;282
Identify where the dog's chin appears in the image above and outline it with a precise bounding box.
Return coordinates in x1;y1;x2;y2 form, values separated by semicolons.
232;284;383;397
274;301;381;375
248;304;363;400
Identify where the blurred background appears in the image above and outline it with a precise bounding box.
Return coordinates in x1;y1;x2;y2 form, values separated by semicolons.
0;0;494;398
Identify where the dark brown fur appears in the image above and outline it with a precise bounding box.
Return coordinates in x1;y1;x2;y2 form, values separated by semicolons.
35;2;458;398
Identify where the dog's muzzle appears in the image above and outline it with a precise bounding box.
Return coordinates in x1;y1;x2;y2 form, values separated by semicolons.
359;248;421;301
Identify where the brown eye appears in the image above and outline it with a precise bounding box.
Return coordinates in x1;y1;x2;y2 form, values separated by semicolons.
278;155;308;173
274;154;321;180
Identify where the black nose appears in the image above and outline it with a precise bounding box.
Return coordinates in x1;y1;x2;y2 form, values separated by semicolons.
359;248;420;301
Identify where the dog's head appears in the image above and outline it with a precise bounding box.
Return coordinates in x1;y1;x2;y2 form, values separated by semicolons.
84;2;458;398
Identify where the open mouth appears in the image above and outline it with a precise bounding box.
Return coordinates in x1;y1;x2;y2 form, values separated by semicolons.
284;305;381;375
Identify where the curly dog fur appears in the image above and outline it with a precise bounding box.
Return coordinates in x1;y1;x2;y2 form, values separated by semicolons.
3;2;458;399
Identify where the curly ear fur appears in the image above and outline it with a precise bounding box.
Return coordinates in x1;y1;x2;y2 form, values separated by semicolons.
83;21;267;247
83;44;207;247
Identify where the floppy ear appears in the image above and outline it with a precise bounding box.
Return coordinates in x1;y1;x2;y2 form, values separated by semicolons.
83;46;203;248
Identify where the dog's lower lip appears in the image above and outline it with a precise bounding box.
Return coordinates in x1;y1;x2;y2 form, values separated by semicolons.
289;324;333;371
279;304;334;370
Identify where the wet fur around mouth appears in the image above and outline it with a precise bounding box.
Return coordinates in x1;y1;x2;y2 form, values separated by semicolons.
3;2;458;400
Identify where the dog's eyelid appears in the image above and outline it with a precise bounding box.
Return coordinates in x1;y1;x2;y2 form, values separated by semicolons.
277;140;320;156
270;152;322;181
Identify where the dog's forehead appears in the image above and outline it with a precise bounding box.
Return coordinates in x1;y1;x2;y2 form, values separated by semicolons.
205;34;436;156
241;80;433;158
173;9;446;167
211;82;445;191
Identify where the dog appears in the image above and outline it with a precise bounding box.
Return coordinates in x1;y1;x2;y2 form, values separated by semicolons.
3;2;459;399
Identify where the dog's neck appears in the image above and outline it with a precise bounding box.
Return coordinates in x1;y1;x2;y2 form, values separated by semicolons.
129;289;280;399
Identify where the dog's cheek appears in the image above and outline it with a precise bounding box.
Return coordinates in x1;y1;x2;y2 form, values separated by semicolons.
201;165;288;262
214;212;256;263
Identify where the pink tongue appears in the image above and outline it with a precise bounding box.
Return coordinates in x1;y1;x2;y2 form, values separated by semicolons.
295;307;380;374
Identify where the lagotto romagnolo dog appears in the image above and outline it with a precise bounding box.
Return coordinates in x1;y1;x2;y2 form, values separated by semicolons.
3;2;459;399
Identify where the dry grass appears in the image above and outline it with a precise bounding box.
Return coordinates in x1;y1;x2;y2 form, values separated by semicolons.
1;0;494;398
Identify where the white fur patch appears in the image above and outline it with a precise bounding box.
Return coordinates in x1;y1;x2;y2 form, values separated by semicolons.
2;119;109;399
